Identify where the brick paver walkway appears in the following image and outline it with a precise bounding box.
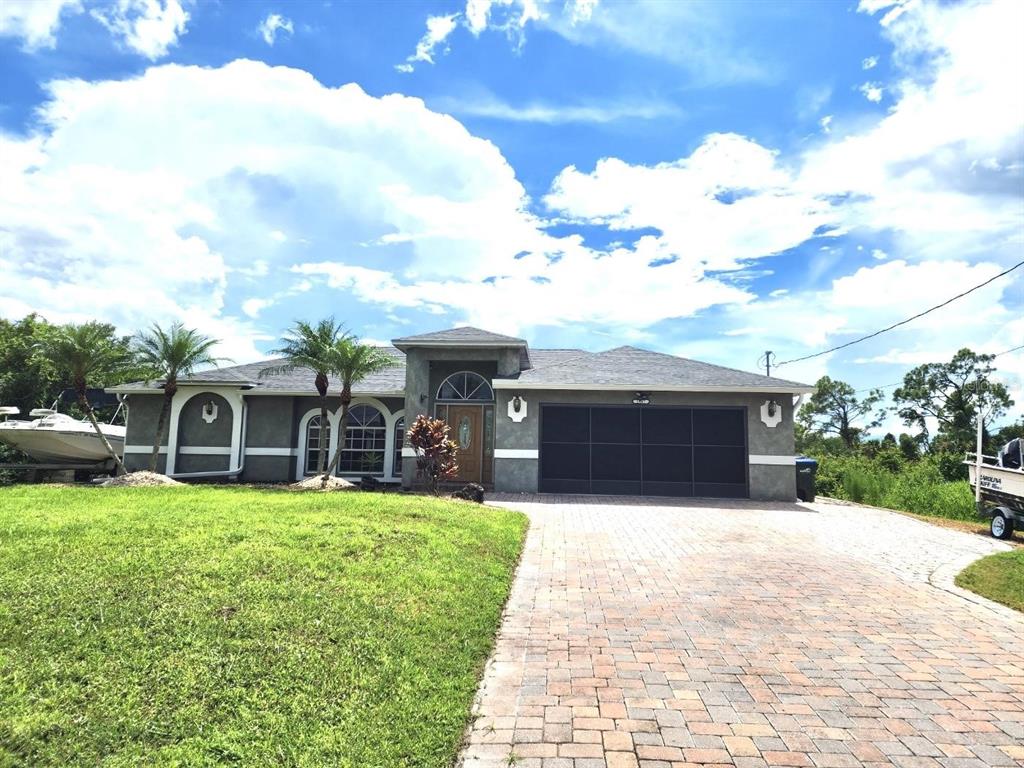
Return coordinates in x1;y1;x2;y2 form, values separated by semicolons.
459;496;1023;768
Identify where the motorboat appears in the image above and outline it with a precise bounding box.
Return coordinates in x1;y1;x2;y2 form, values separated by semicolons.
966;437;1024;539
0;407;125;464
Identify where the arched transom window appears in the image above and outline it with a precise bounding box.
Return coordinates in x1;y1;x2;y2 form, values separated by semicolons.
437;371;493;402
338;404;387;474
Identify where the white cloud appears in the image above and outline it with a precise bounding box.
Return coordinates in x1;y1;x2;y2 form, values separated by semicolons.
819;115;832;133
859;81;883;102
406;0;767;84
435;94;681;123
91;0;189;60
862;55;878;69
398;13;458;71
241;298;272;319
544;132;839;273
0;0;80;49
258;12;293;46
871;248;887;260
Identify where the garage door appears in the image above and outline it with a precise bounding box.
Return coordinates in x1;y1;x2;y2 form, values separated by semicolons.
539;405;747;498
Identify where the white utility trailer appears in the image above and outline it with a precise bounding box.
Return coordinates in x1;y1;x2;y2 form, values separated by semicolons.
966;437;1024;539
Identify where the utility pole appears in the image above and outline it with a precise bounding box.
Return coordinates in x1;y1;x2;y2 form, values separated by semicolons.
758;351;776;377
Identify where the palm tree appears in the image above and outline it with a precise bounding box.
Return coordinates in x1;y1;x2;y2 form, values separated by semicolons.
260;319;349;479
326;337;398;478
134;322;223;473
37;322;132;474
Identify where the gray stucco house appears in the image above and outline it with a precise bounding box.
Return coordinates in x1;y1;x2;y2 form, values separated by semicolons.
109;326;813;500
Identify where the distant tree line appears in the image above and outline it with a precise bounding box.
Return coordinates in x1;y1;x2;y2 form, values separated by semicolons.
797;348;1020;481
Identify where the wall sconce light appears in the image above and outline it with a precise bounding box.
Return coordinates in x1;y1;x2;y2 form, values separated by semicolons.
419;394;427;404
632;392;651;405
507;394;527;423
201;399;219;424
760;399;782;428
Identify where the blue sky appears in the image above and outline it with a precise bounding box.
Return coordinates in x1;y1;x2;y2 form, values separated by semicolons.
0;0;1021;430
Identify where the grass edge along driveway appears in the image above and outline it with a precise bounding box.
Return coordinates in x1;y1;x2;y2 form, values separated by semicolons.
0;485;528;768
955;548;1024;613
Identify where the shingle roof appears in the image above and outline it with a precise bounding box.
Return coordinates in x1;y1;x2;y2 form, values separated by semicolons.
109;342;810;395
392;326;527;347
112;346;407;394
499;346;811;392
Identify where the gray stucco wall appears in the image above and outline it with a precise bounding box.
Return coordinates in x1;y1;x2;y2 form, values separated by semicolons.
124;394;167;447
492;389;796;500
177;392;233;447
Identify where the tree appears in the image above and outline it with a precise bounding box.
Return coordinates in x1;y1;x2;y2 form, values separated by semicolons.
37;322;132;473
134;322;223;473
799;376;885;449
893;348;1013;452
326;337;398;479
260;319;348;480
406;414;458;495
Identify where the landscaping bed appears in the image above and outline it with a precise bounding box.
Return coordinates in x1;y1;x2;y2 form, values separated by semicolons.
0;485;528;767
955;549;1024;612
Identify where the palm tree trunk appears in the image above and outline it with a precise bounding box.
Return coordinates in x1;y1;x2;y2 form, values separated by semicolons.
317;395;328;481
151;392;173;473
81;395;127;474
326;389;352;477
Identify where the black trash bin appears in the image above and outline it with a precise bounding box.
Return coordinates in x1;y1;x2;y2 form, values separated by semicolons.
795;456;818;502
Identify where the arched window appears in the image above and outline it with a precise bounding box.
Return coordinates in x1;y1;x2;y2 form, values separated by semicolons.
304;415;331;476
437;371;493;401
338;404;387;475
393;415;404;476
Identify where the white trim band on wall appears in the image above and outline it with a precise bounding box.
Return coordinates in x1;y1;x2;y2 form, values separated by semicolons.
494;448;538;459
749;454;796;466
245;447;299;457
178;446;233;455
124;445;167;454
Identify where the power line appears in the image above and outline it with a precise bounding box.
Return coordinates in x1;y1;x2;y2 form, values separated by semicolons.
994;343;1024;357
775;259;1024;367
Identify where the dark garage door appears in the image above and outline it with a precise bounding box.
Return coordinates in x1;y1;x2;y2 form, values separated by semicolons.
539;405;747;498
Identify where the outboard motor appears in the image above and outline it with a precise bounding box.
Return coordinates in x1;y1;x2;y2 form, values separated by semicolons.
998;437;1023;470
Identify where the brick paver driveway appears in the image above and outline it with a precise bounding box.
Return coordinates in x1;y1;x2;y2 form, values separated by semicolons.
459;497;1023;768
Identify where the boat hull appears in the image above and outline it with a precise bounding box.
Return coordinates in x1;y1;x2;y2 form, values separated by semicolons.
0;426;125;463
967;462;1024;501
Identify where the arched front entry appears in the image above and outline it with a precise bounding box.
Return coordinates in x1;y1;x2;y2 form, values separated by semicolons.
435;371;494;485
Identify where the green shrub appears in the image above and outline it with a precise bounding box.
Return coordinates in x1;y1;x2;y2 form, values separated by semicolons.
812;451;976;521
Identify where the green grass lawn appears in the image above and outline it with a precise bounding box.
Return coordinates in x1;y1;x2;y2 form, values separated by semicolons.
0;485;528;768
955;549;1024;612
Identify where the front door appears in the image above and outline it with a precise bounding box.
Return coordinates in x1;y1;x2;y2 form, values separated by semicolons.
448;405;482;483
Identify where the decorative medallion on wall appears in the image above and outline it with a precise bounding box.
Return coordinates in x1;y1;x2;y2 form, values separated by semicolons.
201;400;219;424
759;399;782;428
507;395;528;423
458;416;472;448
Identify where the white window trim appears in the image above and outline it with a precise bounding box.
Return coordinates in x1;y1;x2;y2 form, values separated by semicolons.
436;370;495;403
295;397;403;482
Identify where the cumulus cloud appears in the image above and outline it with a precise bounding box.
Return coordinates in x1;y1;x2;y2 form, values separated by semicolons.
859;81;883;102
862;55;878;69
258;12;293;46
91;0;189;59
397;13;458;71
0;0;81;49
544;133;838;273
